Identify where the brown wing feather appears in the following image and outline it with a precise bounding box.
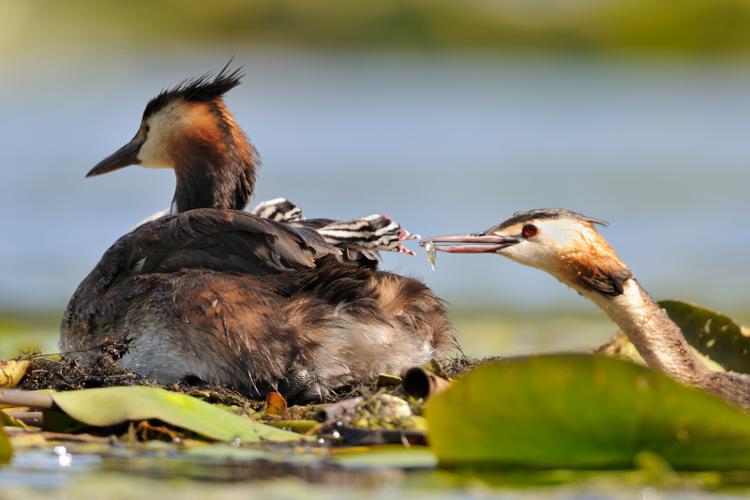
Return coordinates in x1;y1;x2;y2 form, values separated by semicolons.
69;209;342;302
124;209;341;277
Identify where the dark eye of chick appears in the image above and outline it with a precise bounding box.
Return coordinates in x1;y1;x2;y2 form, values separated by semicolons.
522;224;538;238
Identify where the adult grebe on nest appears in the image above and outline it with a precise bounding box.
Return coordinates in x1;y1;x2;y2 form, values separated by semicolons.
61;65;456;402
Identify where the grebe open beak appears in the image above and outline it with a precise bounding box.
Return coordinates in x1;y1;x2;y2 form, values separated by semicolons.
421;233;520;254
86;138;143;177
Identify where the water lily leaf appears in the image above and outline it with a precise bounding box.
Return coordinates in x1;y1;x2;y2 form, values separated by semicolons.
185;443;324;465
184;443;436;470
330;446;437;469
660;300;750;373
0;360;30;388
425;354;750;470
0;426;11;464
51;386;303;443
265;419;319;433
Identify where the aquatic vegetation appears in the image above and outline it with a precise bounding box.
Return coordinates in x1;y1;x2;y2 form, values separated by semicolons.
600;300;750;372
52;387;303;443
0;427;10;464
426;353;750;469
2;301;750;494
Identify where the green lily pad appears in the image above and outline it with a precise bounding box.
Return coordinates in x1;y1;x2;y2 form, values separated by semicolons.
185;444;324;464
660;300;750;373
0;426;11;465
330;446;437;469
51;386;303;443
425;354;750;470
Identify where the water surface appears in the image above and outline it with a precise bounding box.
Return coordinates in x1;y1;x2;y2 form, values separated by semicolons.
0;51;748;315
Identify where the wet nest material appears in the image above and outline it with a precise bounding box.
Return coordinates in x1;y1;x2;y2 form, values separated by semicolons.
17;346;493;408
438;355;501;379
19;342;150;392
18;351;259;408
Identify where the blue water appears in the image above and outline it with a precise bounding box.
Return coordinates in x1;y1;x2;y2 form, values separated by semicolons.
1;50;748;313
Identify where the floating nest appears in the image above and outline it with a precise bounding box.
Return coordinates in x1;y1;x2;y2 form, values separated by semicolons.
19;341;150;392
17;341;490;409
7;345;499;446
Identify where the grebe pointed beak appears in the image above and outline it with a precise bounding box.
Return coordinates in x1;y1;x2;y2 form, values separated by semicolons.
421;233;520;253
86;138;144;177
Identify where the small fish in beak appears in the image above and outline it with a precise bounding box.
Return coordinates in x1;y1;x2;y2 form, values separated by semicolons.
424;241;437;270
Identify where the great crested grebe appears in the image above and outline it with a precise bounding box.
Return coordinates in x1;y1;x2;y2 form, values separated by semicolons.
61;66;455;401
425;209;750;411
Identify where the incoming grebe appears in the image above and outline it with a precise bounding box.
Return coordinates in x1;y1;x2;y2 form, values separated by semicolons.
425;209;750;411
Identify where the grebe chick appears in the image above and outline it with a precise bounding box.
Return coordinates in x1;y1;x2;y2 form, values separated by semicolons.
252;197;420;264
425;209;750;411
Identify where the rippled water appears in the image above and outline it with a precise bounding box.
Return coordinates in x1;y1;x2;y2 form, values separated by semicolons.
3;441;747;498
1;50;748;315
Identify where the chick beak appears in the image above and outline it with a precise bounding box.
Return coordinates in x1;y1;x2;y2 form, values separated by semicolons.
421;233;520;254
86;137;143;177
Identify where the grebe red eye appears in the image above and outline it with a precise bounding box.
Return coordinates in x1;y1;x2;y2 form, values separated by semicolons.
522;224;538;238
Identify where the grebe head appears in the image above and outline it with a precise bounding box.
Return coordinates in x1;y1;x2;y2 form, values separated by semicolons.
251;198;305;223
425;209;632;297
87;63;258;212
316;213;420;256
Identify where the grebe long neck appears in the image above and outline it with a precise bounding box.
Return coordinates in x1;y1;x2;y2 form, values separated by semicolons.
172;152;255;213
590;279;710;384
171;102;258;213
590;278;750;410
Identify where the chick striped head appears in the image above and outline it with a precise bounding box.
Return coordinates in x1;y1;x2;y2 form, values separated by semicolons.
251;197;304;222
315;214;420;256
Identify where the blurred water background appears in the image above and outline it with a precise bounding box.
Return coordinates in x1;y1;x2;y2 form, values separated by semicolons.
0;0;749;357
